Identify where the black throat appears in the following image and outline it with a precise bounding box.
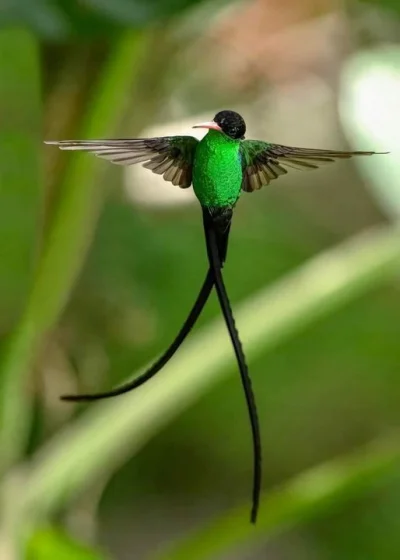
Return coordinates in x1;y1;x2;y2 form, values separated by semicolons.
202;206;233;266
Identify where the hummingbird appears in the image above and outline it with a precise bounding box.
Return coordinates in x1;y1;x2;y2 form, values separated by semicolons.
46;110;384;524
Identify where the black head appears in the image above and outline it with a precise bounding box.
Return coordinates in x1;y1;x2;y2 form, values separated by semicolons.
214;110;246;139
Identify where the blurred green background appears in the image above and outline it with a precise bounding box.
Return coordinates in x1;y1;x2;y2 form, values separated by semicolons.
1;1;400;559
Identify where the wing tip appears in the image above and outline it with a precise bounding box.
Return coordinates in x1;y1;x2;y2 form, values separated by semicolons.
44;140;75;149
357;151;390;157
44;141;89;151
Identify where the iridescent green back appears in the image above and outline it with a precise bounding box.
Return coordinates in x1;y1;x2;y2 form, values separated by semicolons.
192;130;243;208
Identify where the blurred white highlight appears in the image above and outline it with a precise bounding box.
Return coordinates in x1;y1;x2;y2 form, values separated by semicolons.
340;47;400;219
124;116;210;208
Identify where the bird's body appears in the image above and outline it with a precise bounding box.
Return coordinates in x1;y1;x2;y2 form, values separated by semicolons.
46;109;386;525
193;129;242;208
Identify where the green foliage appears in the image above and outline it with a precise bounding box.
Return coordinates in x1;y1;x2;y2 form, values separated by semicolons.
0;28;42;479
12;222;400;530
0;29;42;330
156;434;400;560
361;0;400;15
0;29;149;474
0;0;205;38
27;527;108;560
0;1;399;559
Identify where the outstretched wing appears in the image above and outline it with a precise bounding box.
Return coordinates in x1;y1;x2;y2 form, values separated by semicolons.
240;140;384;192
45;136;199;188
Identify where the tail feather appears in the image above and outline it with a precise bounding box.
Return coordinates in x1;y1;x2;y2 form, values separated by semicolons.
61;269;214;402
202;207;262;524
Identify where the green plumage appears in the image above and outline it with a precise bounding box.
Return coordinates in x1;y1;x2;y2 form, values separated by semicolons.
192;130;242;208
47;125;379;210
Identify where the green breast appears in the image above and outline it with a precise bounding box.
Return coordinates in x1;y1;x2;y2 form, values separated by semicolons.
192;130;243;208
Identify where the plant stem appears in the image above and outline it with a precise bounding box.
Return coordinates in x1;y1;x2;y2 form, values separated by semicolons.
155;432;400;560
0;30;150;475
10;222;400;521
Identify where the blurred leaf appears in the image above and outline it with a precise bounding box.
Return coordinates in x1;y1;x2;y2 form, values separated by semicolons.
0;0;206;38
27;527;108;560
155;433;400;560
0;28;42;481
0;31;149;473
0;1;69;38
85;0;205;25
83;0;153;25
10;222;400;521
361;0;400;15
339;46;400;220
0;28;42;330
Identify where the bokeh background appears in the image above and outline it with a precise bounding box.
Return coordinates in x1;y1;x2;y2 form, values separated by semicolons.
1;1;400;559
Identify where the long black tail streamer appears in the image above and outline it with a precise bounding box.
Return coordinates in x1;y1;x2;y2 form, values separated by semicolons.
61;269;214;402
61;206;234;403
202;207;262;524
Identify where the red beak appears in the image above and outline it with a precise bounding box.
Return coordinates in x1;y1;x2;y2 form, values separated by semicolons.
192;120;222;132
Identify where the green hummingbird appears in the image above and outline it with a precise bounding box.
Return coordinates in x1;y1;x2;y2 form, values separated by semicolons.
46;110;384;523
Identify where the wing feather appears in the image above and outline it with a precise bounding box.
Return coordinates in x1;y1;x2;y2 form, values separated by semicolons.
45;136;199;189
240;140;386;192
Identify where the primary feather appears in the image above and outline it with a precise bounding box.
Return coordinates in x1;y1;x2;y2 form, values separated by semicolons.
46;116;386;196
240;140;383;192
45;136;199;189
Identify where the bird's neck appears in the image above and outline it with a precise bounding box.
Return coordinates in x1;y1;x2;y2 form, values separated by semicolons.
204;129;239;146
